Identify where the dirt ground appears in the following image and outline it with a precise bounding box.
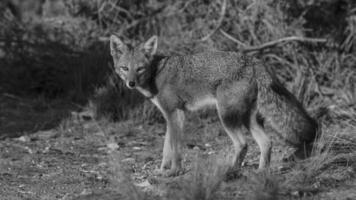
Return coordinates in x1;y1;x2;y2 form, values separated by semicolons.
0;96;355;200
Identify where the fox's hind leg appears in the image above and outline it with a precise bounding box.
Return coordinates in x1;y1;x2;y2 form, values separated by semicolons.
216;82;257;171
218;114;248;170
249;110;272;169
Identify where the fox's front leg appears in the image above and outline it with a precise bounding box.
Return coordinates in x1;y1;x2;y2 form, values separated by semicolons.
160;109;185;176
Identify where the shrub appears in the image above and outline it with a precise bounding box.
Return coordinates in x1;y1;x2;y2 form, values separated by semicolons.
1;0;355;124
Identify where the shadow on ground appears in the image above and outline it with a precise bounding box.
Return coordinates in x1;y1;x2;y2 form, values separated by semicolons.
0;93;78;139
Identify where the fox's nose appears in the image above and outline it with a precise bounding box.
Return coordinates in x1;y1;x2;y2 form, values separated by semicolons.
128;81;136;88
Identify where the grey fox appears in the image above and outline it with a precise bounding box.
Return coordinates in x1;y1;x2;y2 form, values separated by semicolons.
109;35;318;176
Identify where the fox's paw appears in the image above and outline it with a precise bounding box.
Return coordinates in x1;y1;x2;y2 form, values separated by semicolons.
164;168;185;177
152;168;164;176
153;168;184;177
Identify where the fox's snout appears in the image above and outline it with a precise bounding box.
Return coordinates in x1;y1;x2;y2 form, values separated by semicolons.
125;70;138;89
114;69;137;89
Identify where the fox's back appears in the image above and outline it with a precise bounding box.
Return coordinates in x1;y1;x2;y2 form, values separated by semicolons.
156;51;256;95
151;51;261;112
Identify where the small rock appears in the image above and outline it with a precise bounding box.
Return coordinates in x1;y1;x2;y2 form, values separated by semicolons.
15;136;30;142
80;189;91;195
291;191;302;197
96;174;103;180
107;143;120;151
312;182;320;189
33;130;57;140
43;146;50;153
134;180;151;188
133;146;142;151
207;151;216;155
121;158;135;164
97;147;107;152
193;146;200;151
205;143;212;148
94;131;105;137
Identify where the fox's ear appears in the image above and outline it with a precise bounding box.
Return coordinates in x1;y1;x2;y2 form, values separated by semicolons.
143;35;158;56
110;35;127;56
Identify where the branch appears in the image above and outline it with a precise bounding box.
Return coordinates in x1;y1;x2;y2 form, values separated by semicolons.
219;29;247;47
200;0;227;41
220;29;327;52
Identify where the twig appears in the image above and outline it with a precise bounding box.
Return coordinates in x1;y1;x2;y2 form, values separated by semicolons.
164;0;194;17
98;36;110;42
201;0;227;41
243;36;327;52
107;1;134;20
219;29;247;47
220;30;327;52
3;93;23;101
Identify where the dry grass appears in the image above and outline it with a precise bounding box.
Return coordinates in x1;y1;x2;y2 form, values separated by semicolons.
107;132;355;200
166;154;229;200
108;152;146;200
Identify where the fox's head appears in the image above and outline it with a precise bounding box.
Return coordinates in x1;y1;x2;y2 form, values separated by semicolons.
109;35;158;89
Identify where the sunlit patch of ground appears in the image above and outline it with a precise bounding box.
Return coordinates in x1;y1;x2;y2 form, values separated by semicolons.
0;104;355;200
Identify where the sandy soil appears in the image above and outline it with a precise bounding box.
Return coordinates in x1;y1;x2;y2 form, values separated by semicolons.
0;100;355;200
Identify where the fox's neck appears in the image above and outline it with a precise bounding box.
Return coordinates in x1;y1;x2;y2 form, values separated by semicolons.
140;54;168;98
151;54;168;76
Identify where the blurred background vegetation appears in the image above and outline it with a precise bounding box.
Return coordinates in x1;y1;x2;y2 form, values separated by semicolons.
0;0;355;135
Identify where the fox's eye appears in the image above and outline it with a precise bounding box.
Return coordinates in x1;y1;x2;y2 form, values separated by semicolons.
120;66;129;71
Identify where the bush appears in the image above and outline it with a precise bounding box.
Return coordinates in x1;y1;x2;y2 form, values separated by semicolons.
0;10;111;102
0;0;355;123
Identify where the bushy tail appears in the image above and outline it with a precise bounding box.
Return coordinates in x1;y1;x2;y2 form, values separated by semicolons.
255;65;318;147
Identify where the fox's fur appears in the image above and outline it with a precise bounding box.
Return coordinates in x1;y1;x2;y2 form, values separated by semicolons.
110;35;318;176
